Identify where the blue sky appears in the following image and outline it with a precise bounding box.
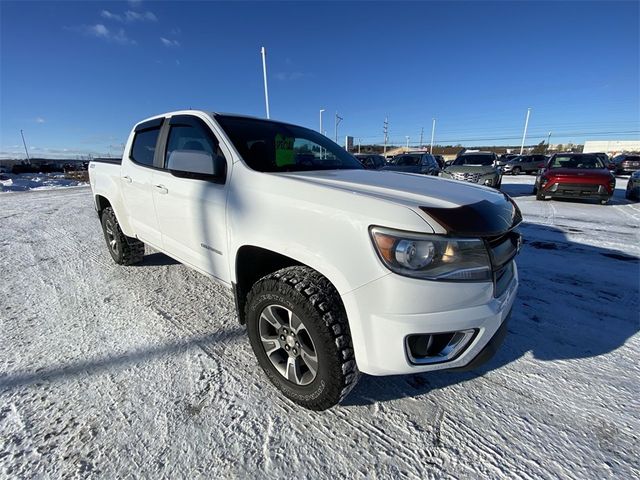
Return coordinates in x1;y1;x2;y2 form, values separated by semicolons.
1;0;638;158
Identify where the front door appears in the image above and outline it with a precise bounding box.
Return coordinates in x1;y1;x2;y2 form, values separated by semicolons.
151;114;231;282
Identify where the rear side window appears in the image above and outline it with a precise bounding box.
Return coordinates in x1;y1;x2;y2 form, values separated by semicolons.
131;128;160;166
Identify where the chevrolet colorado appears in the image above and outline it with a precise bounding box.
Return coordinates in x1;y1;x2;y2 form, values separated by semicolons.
89;110;521;410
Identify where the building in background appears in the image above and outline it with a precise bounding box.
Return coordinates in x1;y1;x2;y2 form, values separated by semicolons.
583;140;640;154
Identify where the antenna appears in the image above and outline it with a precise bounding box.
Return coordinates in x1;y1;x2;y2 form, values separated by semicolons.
334;112;343;143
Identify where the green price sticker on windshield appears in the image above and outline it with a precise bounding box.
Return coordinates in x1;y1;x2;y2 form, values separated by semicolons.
275;134;295;167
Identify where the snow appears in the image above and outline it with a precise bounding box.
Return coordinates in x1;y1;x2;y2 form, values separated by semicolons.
0;173;88;193
1;176;638;478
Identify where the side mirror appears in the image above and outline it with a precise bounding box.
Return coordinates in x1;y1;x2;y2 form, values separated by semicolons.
167;150;225;181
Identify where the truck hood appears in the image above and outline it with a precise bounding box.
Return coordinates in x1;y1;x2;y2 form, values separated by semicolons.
277;169;521;237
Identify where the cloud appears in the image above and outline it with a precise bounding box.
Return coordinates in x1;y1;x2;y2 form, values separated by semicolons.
100;10;122;22
160;37;180;47
274;71;309;81
100;9;157;23
125;10;157;22
35;117;45;124
77;24;136;45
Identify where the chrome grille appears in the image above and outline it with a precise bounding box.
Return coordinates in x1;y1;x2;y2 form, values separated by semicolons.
451;172;482;183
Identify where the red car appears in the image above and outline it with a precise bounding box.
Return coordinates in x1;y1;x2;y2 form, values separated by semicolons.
533;153;616;205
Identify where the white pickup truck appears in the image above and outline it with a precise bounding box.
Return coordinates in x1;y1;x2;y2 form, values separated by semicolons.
89;110;521;410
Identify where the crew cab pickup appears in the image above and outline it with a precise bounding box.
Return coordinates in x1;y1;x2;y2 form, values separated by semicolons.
89;110;521;410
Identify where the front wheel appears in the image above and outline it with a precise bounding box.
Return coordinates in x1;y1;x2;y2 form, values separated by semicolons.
245;266;359;410
512;167;521;175
536;190;547;201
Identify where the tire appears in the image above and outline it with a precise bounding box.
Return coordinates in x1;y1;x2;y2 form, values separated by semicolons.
600;199;608;205
536;191;546;201
245;266;359;410
512;167;521;175
100;207;145;265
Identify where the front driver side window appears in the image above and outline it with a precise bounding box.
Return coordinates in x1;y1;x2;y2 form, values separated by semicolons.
164;116;227;180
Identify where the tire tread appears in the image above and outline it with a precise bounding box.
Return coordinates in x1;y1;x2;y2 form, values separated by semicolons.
245;266;360;409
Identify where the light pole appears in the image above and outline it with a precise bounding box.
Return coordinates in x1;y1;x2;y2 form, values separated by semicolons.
260;47;270;119
383;117;389;155
357;138;361;154
20;129;30;161
319;109;325;134
520;107;531;155
419;127;424;148
546;131;552;152
405;136;410;149
430;118;436;154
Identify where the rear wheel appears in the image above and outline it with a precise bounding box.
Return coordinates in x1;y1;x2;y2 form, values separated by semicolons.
536;190;547;201
100;207;144;265
512;166;521;175
245;266;359;410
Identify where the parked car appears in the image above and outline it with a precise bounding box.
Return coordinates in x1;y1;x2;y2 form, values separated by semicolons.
496;154;519;167
533;153;615;204
593;152;615;171
354;153;386;170
502;154;548;175
626;170;640;201
440;152;502;188
382;152;440;176
0;165;10;174
89;110;521;410
612;153;640;174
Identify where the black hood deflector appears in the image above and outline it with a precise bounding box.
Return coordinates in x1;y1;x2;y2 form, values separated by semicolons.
420;194;522;238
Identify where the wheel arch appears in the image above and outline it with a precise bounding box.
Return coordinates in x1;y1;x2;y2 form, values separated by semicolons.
233;245;347;325
95;194;111;217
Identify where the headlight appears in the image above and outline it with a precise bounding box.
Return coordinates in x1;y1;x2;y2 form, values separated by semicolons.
370;227;492;281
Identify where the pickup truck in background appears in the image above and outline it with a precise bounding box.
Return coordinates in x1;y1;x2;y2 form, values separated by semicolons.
89;110;521;410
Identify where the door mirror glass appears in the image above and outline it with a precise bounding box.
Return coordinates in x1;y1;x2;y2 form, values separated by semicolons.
167;149;224;179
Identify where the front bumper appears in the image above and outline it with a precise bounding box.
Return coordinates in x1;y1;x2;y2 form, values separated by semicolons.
541;182;612;200
340;262;518;375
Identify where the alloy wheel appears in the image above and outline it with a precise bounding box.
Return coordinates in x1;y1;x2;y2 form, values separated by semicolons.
258;304;319;386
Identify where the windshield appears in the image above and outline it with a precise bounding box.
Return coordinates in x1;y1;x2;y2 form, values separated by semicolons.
453;154;495;166
550;155;605;169
216;115;363;172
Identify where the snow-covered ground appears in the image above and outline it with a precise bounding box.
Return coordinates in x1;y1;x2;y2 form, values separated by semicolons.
0;173;88;193
1;176;638;478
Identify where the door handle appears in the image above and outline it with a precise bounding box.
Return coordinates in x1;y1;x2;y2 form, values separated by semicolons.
122;175;132;184
154;184;168;194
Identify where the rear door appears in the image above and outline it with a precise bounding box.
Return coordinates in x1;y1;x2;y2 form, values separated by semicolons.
150;114;231;282
120;118;164;248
